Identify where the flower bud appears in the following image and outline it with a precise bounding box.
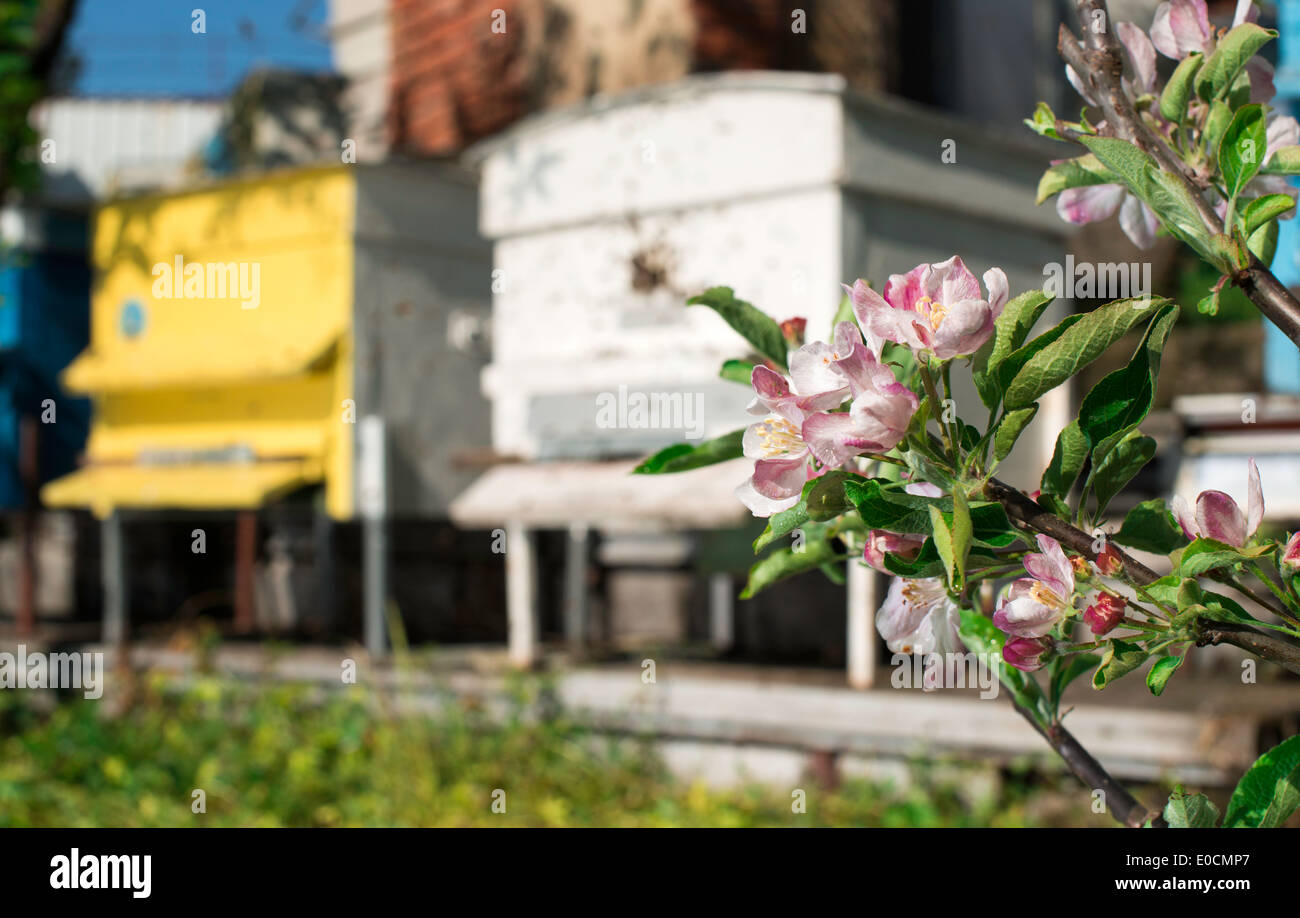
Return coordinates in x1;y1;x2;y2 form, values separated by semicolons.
780;317;807;348
1283;532;1300;571
1083;591;1126;636
863;530;925;573
1002;636;1052;672
1095;541;1123;577
1069;555;1092;582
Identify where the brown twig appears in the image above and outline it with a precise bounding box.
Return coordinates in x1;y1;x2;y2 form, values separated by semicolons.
1059;0;1300;345
986;477;1300;674
1013;701;1161;827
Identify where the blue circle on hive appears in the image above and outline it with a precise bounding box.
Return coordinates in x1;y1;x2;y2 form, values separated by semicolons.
119;299;146;338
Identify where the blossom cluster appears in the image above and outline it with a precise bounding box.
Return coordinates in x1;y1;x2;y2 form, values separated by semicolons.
1055;0;1300;248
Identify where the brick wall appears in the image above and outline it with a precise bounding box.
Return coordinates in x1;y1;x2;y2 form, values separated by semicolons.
387;0;898;156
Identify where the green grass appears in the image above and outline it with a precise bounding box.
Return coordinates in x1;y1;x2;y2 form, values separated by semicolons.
0;672;1098;827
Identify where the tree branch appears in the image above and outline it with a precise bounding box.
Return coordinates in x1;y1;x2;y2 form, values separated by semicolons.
1060;0;1300;346
1013;701;1161;827
986;477;1300;674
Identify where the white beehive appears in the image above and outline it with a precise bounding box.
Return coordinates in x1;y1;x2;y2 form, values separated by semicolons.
469;71;1071;484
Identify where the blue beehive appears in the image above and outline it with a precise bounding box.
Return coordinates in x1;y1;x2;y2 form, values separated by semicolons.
0;207;91;509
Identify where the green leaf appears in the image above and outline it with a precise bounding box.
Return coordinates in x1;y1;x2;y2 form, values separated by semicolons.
1146;652;1185;696
929;505;957;590
1143;167;1217;261
1179;537;1274;578
1050;652;1100;710
1077;135;1153;198
1035;154;1118;204
740;540;844;598
1241;194;1295;237
972;290;1055;409
994;405;1038;461
806;470;854;521
1041;420;1089;498
1003;297;1167;410
1203;100;1233;161
1219;103;1268;202
1195;23;1276;102
1160;52;1203;123
1197;288;1221;316
995;314;1084;395
1224;735;1300;828
1092;638;1148;690
1113;499;1187;554
1024;101;1062;140
687;287;788;368
1077;303;1178;449
1163;791;1220;828
950;489;972;589
719;359;755;385
753;500;809;552
1090;431;1156;515
1248;217;1279;267
957;608;1043;713
633;429;744;474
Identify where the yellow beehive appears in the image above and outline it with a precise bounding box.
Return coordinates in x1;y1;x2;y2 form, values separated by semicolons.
43;162;489;522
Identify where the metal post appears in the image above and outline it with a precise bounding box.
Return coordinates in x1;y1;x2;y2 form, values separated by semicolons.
102;510;127;648
709;572;734;652
16;416;38;638
505;521;538;668
563;522;589;652
846;561;878;689
359;416;388;658
233;510;256;633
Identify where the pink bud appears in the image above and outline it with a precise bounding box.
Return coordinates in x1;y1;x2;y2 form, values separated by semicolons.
1003;636;1052;672
780;317;807;348
1095;541;1123;577
1083;592;1126;636
863;530;925;573
1283;532;1300;571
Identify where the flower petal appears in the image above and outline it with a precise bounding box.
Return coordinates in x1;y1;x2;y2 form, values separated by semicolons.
735;478;799;518
983;267;1009;318
1117;22;1157;95
1247;457;1263;539
1056;184;1125;225
1170;493;1199;540
751;454;810;500
1119;194;1160;249
1196;490;1248;547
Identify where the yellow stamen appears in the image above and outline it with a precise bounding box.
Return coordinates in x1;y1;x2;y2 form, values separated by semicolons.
755;417;803;457
915;295;948;331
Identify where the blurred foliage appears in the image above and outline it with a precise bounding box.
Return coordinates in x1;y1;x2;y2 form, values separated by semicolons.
1176;254;1259;325
0;672;1102;827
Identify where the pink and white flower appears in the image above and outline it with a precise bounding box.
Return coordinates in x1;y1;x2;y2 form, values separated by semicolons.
735;326;919;517
993;535;1077;638
1056;183;1161;249
1170;458;1263;547
875;576;964;657
1150;0;1214;60
1083;591;1127;637
844;256;1009;361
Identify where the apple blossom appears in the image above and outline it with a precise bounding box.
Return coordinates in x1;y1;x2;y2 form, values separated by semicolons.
1170;458;1263;547
875;576;964;657
844;256;1008;361
993;535;1077;638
